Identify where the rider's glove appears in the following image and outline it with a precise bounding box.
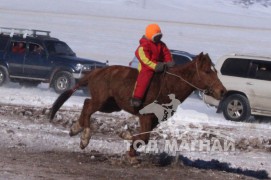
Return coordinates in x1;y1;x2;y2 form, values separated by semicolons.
155;62;166;73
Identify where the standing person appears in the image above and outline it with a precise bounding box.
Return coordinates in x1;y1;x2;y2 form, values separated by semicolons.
130;23;174;107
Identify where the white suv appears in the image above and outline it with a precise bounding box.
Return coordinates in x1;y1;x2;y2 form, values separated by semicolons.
204;54;271;121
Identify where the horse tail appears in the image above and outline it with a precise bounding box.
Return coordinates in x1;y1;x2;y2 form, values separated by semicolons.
49;73;90;121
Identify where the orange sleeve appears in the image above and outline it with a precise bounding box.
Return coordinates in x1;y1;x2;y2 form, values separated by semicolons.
136;46;157;70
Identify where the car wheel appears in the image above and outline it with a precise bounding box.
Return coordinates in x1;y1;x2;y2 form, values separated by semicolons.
222;94;251;121
0;67;8;86
52;71;75;94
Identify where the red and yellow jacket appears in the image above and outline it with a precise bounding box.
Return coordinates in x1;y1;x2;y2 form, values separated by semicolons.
135;36;172;71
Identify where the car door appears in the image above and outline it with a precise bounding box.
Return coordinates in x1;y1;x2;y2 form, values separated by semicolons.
246;60;271;112
219;58;252;102
5;40;26;76
23;42;52;79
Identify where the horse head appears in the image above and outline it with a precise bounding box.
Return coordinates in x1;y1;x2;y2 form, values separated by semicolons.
191;52;226;100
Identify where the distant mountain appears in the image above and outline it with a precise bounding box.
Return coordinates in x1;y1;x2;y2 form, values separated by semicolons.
233;0;271;8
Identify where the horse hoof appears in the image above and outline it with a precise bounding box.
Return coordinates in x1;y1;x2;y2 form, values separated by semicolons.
69;122;83;137
80;128;91;149
80;141;88;149
80;137;90;149
128;156;140;165
119;130;133;140
125;151;140;165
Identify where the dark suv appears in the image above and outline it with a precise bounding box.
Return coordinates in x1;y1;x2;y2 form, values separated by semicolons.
0;27;107;93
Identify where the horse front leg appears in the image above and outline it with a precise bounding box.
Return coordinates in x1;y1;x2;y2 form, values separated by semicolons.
127;115;158;164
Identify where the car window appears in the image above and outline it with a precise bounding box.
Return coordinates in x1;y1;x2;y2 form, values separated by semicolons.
172;54;191;65
44;41;75;56
29;43;44;54
10;41;26;54
251;61;271;81
221;58;250;78
0;36;9;51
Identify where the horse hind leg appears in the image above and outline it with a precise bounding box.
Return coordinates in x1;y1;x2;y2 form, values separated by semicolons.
70;98;100;149
70;97;118;136
70;98;91;137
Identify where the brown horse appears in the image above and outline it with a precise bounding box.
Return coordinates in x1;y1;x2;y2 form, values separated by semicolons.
49;52;226;162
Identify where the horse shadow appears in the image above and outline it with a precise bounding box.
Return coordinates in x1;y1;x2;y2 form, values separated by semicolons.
149;152;269;179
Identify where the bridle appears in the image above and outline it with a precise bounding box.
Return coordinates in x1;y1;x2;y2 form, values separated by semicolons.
164;61;218;96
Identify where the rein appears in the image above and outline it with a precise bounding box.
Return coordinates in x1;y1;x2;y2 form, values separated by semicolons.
168;58;219;94
155;60;218;100
165;71;218;95
165;71;205;92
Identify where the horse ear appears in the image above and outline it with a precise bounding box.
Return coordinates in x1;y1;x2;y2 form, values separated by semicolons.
197;52;204;61
197;52;208;68
193;52;205;62
204;53;211;61
199;53;213;68
194;52;204;61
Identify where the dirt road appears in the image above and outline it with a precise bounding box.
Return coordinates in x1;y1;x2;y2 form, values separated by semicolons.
0;105;268;179
0;147;258;180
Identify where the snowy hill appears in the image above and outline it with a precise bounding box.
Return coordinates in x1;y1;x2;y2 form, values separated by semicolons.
1;0;271;65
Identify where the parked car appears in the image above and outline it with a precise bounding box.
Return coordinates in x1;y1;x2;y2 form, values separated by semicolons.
203;54;271;121
129;50;203;99
0;27;107;93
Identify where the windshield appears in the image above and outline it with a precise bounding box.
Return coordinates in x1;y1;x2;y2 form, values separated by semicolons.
44;40;75;56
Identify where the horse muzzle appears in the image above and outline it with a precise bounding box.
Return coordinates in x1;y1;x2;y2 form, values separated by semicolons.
204;83;227;100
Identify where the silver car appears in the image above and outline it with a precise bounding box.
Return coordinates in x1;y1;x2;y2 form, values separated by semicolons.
204;54;271;121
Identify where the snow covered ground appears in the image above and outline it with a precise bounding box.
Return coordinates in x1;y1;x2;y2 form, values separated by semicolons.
1;0;271;65
1;0;271;177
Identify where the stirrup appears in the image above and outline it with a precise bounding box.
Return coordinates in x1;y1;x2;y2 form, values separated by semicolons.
130;98;142;107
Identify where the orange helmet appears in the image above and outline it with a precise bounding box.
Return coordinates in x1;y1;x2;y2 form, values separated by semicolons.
145;24;163;42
